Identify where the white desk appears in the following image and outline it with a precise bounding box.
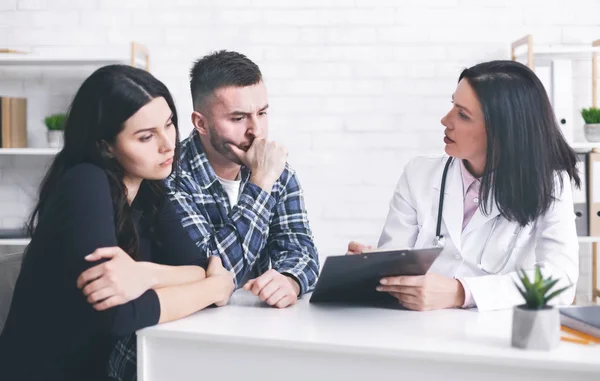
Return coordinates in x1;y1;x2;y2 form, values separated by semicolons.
137;291;600;381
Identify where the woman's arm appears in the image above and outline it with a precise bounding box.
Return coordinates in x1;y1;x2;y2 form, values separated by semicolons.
156;257;234;323
139;198;212;288
52;164;162;336
80;251;234;324
141;263;206;289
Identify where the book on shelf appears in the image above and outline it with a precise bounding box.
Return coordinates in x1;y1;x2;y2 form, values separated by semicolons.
559;305;600;339
0;97;27;148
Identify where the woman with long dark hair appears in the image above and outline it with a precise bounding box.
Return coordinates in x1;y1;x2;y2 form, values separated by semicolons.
348;60;580;312
0;65;234;381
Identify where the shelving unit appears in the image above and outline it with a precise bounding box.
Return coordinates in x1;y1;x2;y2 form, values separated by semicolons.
512;35;600;303
511;36;600;66
0;42;152;249
0;41;150;155
511;35;600;149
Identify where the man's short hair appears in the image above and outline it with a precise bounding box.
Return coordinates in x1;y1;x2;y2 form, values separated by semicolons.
190;50;262;112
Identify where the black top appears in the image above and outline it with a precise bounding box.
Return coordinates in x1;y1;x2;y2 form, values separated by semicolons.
0;163;207;381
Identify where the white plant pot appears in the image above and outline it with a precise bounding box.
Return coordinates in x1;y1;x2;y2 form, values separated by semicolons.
584;123;600;142
47;130;63;148
511;305;559;350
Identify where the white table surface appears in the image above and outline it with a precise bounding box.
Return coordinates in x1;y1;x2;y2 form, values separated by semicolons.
137;290;600;381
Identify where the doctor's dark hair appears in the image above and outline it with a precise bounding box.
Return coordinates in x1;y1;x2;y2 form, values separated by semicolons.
27;65;181;259
190;50;262;112
459;60;580;227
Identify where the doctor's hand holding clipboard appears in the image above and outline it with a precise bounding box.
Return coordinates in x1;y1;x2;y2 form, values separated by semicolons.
348;60;580;312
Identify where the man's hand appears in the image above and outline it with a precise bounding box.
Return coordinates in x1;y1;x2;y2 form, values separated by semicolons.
206;256;235;307
77;247;153;311
243;269;299;309
376;273;465;311
346;241;374;255
228;138;287;193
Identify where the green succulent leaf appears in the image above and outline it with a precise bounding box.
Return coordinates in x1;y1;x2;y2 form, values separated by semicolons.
544;285;572;304
534;266;542;286
581;107;600;124
541;278;560;296
513;266;570;309
44;113;67;131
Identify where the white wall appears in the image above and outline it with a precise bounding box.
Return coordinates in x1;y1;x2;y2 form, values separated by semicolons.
1;0;599;302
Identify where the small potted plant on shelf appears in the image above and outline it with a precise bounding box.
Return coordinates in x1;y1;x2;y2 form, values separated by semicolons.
44;113;66;148
511;266;571;350
582;107;600;142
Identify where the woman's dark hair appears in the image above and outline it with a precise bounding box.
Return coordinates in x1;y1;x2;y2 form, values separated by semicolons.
27;64;181;259
459;60;580;226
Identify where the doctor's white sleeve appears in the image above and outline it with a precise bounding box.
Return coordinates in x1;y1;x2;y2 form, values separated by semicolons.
377;160;420;250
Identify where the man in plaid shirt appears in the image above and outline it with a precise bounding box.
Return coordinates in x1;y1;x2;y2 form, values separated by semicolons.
165;50;320;308
108;51;321;381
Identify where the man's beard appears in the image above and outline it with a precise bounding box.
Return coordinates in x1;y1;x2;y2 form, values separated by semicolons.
207;125;251;166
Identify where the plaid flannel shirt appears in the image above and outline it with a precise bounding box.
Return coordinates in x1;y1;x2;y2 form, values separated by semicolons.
107;334;136;381
164;131;320;295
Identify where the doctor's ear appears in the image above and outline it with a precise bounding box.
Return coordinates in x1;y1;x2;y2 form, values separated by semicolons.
192;111;209;136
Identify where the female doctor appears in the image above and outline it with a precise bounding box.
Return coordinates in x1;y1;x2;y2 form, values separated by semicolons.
348;60;580;312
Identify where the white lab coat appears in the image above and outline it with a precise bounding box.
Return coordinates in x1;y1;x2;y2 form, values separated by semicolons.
378;156;579;311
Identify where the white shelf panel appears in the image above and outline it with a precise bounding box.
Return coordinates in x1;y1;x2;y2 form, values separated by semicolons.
514;45;600;60
0;238;30;246
0;148;59;155
577;236;600;243
0;54;130;66
570;142;600;151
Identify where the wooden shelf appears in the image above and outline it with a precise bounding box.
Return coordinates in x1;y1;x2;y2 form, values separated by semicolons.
0;238;30;246
0;148;59;155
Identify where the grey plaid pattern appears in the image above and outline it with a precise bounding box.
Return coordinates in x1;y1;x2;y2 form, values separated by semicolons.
107;334;136;381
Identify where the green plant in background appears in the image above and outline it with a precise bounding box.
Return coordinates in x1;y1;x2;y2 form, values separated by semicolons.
581;107;600;124
514;266;571;310
44;113;66;131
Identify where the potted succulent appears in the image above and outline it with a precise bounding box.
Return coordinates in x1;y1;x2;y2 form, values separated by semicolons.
511;266;571;350
582;107;600;142
44;113;66;148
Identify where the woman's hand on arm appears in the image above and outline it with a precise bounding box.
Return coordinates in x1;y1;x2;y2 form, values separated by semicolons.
376;273;465;311
78;246;209;311
77;247;155;311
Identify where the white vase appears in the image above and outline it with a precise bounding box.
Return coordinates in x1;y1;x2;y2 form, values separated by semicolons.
47;130;63;148
584;123;600;142
511;305;560;350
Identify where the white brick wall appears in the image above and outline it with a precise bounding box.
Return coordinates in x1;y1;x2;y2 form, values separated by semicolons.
1;0;599;302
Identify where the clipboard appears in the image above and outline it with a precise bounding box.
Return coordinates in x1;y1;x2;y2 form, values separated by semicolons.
309;247;443;307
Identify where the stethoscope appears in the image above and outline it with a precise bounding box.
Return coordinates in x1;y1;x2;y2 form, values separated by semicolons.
433;157;523;275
